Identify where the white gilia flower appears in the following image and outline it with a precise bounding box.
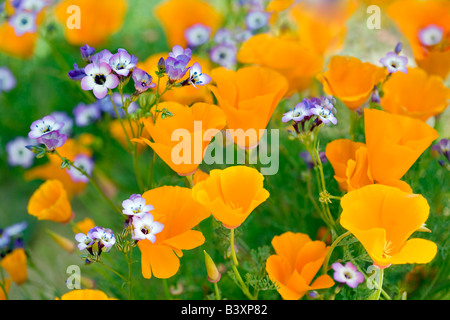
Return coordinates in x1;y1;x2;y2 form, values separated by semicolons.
132;213;164;243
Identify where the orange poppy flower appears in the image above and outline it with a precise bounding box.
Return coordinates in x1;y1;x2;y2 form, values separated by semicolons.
27;179;73;224
1;248;27;285
134;102;226;176
266;0;295;12
56;289;116;300
137;53;213;105
387;0;450;79
154;0;222;48
290;0;358;56
380;67;450;121
72;217;96;234
0;22;38;59
237;34;322;96
364;108;439;183
340;184;437;268
317;56;386;110
0;278;12;300
210;66;288;149
54;0;127;46
265;232;335;300
137;186;210;279
191;166;270;229
24;138;93;198
192;168;209;185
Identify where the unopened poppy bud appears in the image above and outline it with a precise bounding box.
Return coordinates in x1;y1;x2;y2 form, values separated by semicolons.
80;276;96;289
417;224;432;233
204;250;221;283
46;230;76;254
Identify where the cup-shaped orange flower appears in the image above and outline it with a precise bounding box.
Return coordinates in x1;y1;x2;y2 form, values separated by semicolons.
381;67;450;121
265;232;335;300
25;137;93;197
27;179;73;223
137;186;210;279
56;289;116;300
290;0;358;56
266;0;295;12
154;0;222;48
340;184;437;268
1;248;27;285
0;22;37;59
134;102;226;176
317;56;386;110
237;34;323;96
137;53;213;105
54;0;127;46
191;166;270;229
210;66;288;149
364;108;439;183
387;0;450;79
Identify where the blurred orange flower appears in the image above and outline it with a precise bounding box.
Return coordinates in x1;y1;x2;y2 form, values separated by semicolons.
25;137;93;198
192;166;270;229
0;278;12;300
266;0;295;12
192;168;209;185
137;186;210;279
380;67;450;121
109;119;149;154
265;232;334;300
340;184;437;268
56;289;116;300
237;34;323;96
154;0;222;48
27;179;73;224
134;102;226;176
0;22;38;59
210;66;288;149
72;217;96;234
1;248;27;285
137;53;213;105
54;0;128;46
387;0;450;79
317;56;386;110
290;0;358;56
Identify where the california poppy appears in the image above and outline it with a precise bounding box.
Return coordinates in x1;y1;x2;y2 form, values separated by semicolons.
27;179;73;224
387;0;450;79
154;0;222;48
54;0;128;46
0;22;38;59
380;67;450;121
0;248;27;285
340;184;437;268
265;232;335;300
191;166;270;229
317;56;386;110
137;186;210;279
56;289;116;300
134;102;227;176
237;34;322;96
0;278;12;300
210;66;288;149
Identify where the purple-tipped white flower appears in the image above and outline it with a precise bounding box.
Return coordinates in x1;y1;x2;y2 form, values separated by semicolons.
109;48;138;77
380;51;408;74
311;106;338;125
66;154;94;183
132;68;156;92
75;232;95;251
36;130;67;151
432;138;450;162
50;111;73;137
245;10;270;31
282;101;313;123
28;115;65;139
131;213;164;243
168;45;192;62
81;62;119;99
8;10;37;36
122;194;154;217
0;67;17;93
188;62;211;88
73;102;102;127
418;24;444;47
234;29;253;43
210;43;237;68
90;227;115;252
89;49;113;64
6;137;35;168
185;23;211;47
80;44;96;61
332;262;365;288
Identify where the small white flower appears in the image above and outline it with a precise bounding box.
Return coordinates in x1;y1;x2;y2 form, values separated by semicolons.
66;154;94;183
189;62;211;88
185;23;211;47
122;194;154;217
28;115;64;140
8;10;37;36
418;24;444;47
75;233;94;251
132;213;164;243
311;106;338;125
0;67;16;93
245;10;270;31
6;137;35;168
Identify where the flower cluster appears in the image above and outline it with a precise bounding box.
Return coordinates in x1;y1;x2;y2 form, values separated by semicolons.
75;226;116;258
5;0;48;36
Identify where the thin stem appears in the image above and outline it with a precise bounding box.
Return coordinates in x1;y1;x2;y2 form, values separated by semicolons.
214;282;221;300
162;279;172;300
229;229;255;300
109;93;132;150
148;151;157;190
97;261;127;282
322;231;352;273
186;174;194;188
373;268;385;300
127;250;133;300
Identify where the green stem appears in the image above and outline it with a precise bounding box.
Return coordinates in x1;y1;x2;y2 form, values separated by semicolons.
148;151;157;190
214;282;221;300
322;231;352;273
97;261;127;282
229;229;255;300
373;268;384;300
162;279;172;300
127;250;133;300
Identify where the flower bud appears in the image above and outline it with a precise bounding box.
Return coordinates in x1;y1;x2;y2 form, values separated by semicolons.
46;230;76;254
158;57;166;74
395;42;403;54
204;250;221;283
